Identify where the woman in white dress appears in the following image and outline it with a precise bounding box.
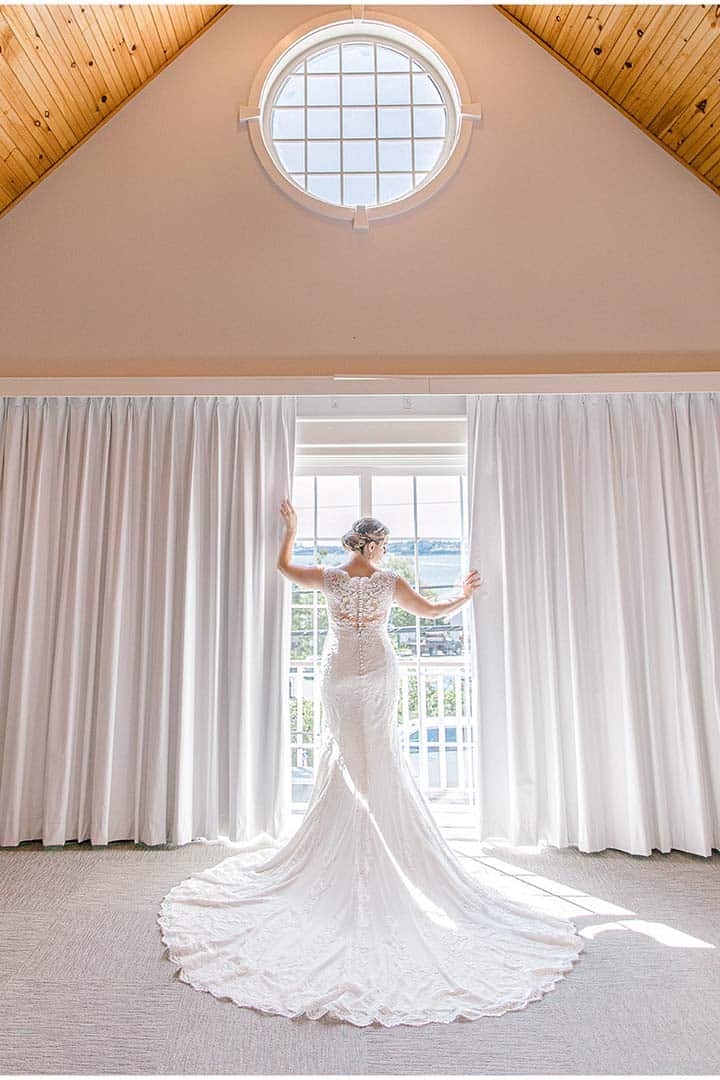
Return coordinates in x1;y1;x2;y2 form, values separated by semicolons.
158;501;584;1027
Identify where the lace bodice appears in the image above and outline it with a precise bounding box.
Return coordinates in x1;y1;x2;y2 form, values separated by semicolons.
322;566;397;631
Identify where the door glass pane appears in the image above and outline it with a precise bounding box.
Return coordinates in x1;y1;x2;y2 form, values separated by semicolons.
316;475;360;537
416;475;461;537
372;475;414;536
418;541;461;590
292;475;314;538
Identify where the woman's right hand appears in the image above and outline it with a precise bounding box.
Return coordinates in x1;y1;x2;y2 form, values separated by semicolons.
280;498;297;534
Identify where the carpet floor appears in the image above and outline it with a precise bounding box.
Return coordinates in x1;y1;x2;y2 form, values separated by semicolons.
1;831;718;1075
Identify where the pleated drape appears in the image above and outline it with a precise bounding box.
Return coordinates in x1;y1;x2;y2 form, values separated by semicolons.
466;392;720;857
0;395;297;847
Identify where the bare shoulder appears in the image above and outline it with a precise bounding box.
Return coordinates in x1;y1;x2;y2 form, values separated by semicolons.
392;572;412;593
390;573;435;616
276;563;325;589
390;571;413;598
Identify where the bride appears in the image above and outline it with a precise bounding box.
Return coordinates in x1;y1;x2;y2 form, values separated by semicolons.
158;501;584;1027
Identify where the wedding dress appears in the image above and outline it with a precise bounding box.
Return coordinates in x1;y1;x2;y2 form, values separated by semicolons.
158;566;584;1027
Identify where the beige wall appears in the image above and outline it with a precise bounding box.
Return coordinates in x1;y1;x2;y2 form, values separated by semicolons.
1;4;719;378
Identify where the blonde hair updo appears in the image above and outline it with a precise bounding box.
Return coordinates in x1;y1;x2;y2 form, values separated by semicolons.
341;517;390;555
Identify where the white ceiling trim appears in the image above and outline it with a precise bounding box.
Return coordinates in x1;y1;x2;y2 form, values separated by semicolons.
0;372;719;397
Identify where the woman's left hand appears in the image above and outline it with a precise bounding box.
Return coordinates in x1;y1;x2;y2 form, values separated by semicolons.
461;569;483;598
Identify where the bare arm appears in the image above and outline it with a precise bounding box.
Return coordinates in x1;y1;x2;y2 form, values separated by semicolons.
394;570;483;618
276;499;324;589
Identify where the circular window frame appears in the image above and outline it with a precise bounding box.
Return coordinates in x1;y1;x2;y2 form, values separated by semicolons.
242;9;478;226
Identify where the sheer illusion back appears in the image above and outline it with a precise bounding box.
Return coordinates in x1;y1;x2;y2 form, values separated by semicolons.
158;565;584;1027
323;566;396;628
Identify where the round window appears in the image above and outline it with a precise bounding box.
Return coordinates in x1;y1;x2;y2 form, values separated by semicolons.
253;19;466;218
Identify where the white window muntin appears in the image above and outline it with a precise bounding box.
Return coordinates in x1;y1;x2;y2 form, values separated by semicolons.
269;51;451;208
258;19;463;213
265;38;457;208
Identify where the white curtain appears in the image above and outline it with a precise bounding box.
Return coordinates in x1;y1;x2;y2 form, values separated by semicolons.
0;395;297;847
466;392;720;857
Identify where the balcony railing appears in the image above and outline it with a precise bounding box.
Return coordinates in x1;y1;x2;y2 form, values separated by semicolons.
289;657;476;809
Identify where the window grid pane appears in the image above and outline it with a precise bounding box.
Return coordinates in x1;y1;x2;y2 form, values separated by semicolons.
269;39;451;209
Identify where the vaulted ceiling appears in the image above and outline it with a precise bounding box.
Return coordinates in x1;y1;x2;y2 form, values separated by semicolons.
0;4;227;216
1;4;719;221
498;5;720;197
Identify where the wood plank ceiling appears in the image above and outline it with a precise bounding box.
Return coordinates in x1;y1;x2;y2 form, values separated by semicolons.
0;5;719;220
0;4;228;217
497;5;720;197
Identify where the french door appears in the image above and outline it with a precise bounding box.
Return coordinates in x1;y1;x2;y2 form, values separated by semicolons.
288;466;476;814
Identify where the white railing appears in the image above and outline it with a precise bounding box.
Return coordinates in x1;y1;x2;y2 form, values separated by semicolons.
289;657;476;809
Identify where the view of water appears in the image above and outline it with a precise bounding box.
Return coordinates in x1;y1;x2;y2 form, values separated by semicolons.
293;542;464;590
